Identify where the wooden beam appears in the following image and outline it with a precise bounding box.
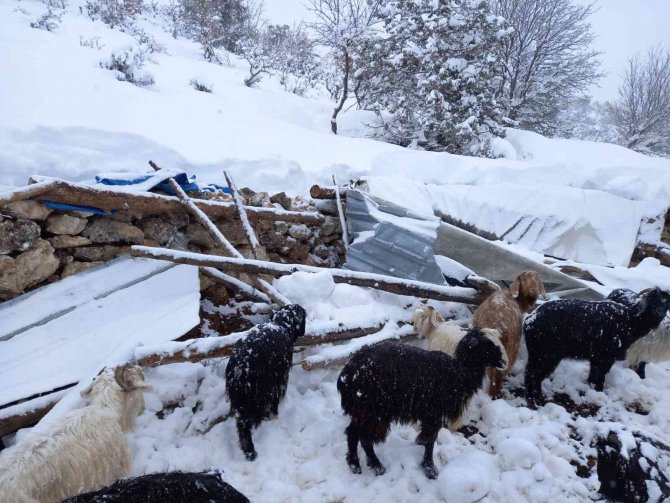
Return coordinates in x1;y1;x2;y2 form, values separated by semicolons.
134;320;390;368
332;175;349;249
0;388;72;437
147;162;285;306
6;177;323;224
0;180;60;206
310;184;337;200
224;171;260;259
130;246;487;304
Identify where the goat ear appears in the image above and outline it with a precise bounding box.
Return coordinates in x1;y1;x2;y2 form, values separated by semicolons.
430;308;441;328
510;279;520;299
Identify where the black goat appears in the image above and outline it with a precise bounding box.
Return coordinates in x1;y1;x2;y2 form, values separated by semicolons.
597;431;670;502
524;287;670;404
337;328;507;479
62;471;248;502
225;304;306;461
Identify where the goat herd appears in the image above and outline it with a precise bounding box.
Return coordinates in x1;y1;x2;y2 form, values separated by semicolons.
1;273;670;501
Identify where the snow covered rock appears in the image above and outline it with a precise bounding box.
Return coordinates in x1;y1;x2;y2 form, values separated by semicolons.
497;438;542;471
439;452;499;503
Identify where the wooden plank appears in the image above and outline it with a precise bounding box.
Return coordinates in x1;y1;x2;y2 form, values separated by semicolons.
130;246;488;304
3;177;323;224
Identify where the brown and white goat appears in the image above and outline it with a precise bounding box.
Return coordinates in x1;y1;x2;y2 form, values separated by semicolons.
473;271;545;398
0;364;151;503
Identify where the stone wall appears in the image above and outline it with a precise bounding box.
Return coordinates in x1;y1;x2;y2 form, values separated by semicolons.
0;189;344;302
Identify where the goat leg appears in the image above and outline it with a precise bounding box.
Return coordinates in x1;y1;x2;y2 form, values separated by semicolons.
635;362;647;379
417;421;440;479
588;360;613;392
236;419;257;461
345;422;362;474
360;438;385;476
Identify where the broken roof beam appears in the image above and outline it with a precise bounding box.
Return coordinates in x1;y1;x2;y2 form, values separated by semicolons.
134;319;398;368
7;177;323;224
130;245;489;304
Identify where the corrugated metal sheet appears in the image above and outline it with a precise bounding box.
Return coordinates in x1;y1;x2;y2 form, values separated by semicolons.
343;190;446;284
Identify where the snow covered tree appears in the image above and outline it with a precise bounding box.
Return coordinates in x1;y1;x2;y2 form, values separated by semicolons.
554;97;618;143
179;0;262;61
237;24;317;91
85;0;143;28
364;0;507;155
307;0;383;133
610;46;670;157
491;0;602;136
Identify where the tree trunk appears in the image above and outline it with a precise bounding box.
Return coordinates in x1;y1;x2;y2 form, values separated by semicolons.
331;48;351;134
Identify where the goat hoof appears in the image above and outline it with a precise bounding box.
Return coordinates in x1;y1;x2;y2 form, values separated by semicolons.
370;463;386;476
244;450;257;461
348;463;362;474
422;462;439;479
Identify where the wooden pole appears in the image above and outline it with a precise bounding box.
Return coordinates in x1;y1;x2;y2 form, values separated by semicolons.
332;175;349;249
148;161;286;306
224;171;260;259
130;246;487;304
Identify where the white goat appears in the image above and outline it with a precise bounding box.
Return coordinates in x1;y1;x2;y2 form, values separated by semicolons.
0;364;151;503
412;305;466;357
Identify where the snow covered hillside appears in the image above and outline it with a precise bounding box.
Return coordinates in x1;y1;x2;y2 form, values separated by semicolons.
3;1;670;502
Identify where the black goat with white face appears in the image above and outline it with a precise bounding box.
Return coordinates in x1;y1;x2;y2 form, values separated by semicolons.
607;287;670;379
337;328;507;479
225;304;306;461
524;287;670;404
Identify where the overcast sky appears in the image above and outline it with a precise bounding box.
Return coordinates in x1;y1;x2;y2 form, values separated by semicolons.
263;0;670;102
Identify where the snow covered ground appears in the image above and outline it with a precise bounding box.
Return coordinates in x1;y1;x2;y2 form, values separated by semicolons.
3;0;670;501
125;271;670;502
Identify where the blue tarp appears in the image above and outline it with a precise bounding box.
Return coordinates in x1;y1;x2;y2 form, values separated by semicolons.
42;171;231;217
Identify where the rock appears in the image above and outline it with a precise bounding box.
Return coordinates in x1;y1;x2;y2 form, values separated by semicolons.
68;210;95;218
49;235;92;249
215;221;248;246
203;284;230;306
247;191;271;207
270;192;292;210
170;232;190;251
14;239;60;290
0;218;41;255
288;224;311;241
82;219;145;244
313;244;332;259
321;216;340;236
0;255;21;295
313;199;339;216
285;236;298;250
5;200;53;220
288;242;310;261
167;212;190;229
62;261;105;278
186;223;215;248
45;214;88;235
143;239;160;248
260;230;285;252
74;245;125;262
273;221;289;234
140;217;177;246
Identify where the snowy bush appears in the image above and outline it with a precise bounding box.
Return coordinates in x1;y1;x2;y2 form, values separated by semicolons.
362;0;507;156
179;0;262;60
79;35;105;50
238;24;319;93
85;0;144;28
101;46;154;87
31;8;63;31
190;79;212;93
